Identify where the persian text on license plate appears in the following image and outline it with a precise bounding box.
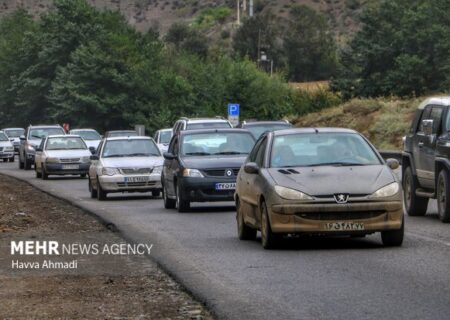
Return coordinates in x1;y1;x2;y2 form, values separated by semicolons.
62;164;79;170
125;176;149;183
215;183;236;190
325;222;365;231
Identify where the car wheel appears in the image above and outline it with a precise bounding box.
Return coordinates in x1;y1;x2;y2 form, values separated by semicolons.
152;190;161;198
236;198;256;240
35;166;42;178
24;156;32;170
19;156;24;169
9;157;14;162
41;167;48;180
97;178;107;201
381;217;404;247
260;200;280;249
176;182;190;212
89;177;97;198
80;173;87;178
163;184;176;209
3;159;7;162
403;166;428;216
437;170;450;223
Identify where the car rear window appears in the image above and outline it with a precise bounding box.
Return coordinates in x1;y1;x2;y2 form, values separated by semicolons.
186;122;231;130
181;132;254;156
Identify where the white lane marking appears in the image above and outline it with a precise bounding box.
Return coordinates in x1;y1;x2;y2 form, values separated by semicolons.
406;232;450;246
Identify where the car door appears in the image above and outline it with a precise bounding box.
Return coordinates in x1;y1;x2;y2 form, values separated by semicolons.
163;136;179;197
421;105;444;188
89;140;103;187
413;105;432;186
34;138;46;170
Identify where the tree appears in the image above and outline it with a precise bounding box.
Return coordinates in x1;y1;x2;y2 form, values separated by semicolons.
165;23;209;58
283;5;337;82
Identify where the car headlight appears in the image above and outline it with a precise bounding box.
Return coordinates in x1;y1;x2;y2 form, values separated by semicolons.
26;144;36;151
46;157;60;163
102;167;120;176
370;182;399;198
182;168;204;178
152;165;163;175
81;156;91;163
274;185;313;201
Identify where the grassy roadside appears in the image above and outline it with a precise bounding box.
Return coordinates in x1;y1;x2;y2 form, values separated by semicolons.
292;96;425;150
0;174;213;319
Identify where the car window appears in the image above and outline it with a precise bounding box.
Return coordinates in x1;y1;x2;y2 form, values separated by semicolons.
246;124;292;139
71;130;101;140
160;131;172;144
39;138;45;150
181;132;254;156
29;127;65;139
168;137;178;155
0;132;9;141
4;129;24;137
46;137;87;150
102;139;160;158
96;141;103;156
248;137;265;162
417;106;432;133
430;106;443;134
255;137;268;167
270;133;381;167
186;122;231;130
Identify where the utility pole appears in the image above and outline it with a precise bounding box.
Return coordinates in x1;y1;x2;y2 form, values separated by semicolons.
236;0;240;25
249;0;254;17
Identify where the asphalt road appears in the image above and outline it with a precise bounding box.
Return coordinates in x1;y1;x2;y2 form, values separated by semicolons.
1;160;450;320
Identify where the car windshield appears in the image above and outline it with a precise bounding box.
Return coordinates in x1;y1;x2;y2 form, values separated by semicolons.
0;132;9;141
29;128;65;139
102;139;160;158
159;130;172;144
71;130;101;140
246;123;292;138
181;132;254;156
4;129;24;137
186;122;231;130
107;131;137;137
46;137;87;150
270;133;381;168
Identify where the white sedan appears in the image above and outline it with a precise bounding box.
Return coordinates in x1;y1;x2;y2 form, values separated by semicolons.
0;131;15;162
88;136;163;200
34;135;92;179
69;128;102;151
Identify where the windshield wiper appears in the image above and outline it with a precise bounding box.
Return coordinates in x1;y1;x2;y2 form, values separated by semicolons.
185;152;211;156
213;151;246;155
307;162;366;167
31;135;43;139
103;154;128;158
127;153;160;157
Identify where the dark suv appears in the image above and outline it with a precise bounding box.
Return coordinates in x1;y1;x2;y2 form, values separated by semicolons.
403;97;450;222
19;125;66;170
162;129;255;212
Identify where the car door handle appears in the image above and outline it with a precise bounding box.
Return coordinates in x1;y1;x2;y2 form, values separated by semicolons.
418;142;424;147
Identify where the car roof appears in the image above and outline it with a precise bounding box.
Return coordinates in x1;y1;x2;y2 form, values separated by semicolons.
184;118;229;123
158;128;173;132
271;127;358;136
2;127;24;130
417;96;450;109
179;128;252;136
104;136;150;141
70;128;97;132
106;130;136;133
242;121;291;126
47;135;81;139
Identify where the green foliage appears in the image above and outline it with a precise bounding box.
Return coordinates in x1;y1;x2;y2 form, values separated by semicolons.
332;0;450;98
165;23;208;57
192;6;232;29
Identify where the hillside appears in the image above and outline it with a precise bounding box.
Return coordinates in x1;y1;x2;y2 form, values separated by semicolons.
0;0;369;39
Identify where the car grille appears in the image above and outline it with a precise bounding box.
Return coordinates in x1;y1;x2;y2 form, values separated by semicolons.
296;211;386;221
0;147;3;151
117;181;157;187
120;168;153;175
60;158;81;163
203;168;240;177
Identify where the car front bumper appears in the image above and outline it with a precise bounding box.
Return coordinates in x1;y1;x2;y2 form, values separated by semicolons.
179;177;237;202
269;201;403;234
99;174;162;193
45;163;90;175
0;151;14;159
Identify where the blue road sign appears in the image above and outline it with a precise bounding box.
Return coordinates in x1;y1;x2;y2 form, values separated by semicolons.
228;103;240;116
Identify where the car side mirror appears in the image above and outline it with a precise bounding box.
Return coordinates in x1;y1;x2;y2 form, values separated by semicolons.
35;147;42;152
244;162;260;174
386;158;400;170
163;152;176;160
422;119;434;136
19;135;25;141
89;146;96;154
90;155;99;161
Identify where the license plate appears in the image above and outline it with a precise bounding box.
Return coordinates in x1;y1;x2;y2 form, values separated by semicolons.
62;164;79;170
325;222;365;231
125;176;149;183
215;183;236;190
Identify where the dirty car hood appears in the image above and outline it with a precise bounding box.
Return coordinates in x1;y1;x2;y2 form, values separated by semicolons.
268;165;396;196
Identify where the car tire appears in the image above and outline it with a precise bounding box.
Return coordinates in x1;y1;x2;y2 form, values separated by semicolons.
80;173;87;178
42;167;48;180
403;166;428;216
236;198;256;240
19;156;24;169
176;182;190;212
35;167;42;178
89;177;97;198
3;159;7;162
381;217;404;247
24;156;32;170
9;157;14;162
437;169;450;223
260;200;280;249
97;178;107;201
163;184;176;209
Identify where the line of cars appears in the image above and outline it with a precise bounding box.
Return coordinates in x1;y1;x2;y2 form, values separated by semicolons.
10;101;450;249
